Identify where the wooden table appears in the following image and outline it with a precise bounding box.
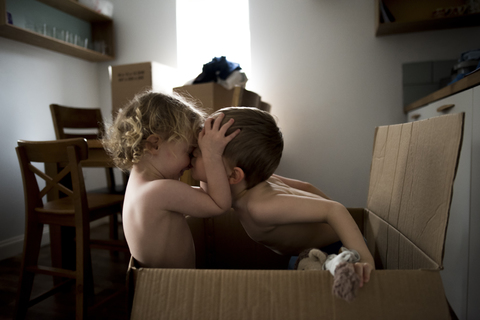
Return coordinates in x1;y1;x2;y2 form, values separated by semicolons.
84;140;114;167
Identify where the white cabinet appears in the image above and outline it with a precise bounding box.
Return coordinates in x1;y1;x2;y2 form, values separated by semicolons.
407;88;477;320
469;86;480;320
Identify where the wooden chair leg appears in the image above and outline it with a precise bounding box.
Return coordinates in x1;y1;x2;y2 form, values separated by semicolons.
75;276;86;320
75;224;94;320
106;167;120;246
109;214;119;240
50;225;77;285
49;225;62;285
14;222;44;320
109;213;120;257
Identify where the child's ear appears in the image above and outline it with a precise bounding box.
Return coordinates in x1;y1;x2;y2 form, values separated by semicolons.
146;134;161;152
229;167;245;185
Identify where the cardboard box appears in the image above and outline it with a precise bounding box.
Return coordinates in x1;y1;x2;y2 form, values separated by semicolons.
109;62;182;116
127;113;464;319
173;82;262;114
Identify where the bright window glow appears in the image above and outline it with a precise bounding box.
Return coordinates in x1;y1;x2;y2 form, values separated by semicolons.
176;0;251;81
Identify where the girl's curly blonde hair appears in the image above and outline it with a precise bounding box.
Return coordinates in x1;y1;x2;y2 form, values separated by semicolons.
102;91;206;171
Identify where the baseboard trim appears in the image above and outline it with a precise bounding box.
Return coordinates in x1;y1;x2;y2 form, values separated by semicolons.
0;218;109;262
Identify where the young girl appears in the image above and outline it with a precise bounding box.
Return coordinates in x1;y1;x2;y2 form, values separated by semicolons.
103;91;239;268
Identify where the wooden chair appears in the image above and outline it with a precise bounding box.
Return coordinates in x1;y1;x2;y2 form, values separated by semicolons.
49;104;126;192
50;104;125;240
14;138;127;320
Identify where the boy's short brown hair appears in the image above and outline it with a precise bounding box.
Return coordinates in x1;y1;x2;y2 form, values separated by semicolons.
103;91;205;171
213;107;283;189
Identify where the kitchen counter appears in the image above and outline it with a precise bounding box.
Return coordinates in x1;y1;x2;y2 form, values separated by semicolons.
404;69;480;113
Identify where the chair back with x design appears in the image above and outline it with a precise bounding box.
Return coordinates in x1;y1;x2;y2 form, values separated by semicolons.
15;138;119;320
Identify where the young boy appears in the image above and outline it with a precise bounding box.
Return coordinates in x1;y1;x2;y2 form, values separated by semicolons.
190;107;374;285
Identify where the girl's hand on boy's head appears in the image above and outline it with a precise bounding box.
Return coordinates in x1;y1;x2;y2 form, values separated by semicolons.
198;113;240;158
354;262;374;288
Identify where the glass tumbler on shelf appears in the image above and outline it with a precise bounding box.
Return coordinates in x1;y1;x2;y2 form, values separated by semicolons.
45;25;54;38
24;19;35;32
75;35;86;48
65;31;76;44
34;23;46;35
55;28;65;41
93;40;106;54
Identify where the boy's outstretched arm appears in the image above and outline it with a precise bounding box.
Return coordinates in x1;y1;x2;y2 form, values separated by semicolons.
325;202;374;287
252;195;374;285
271;174;332;200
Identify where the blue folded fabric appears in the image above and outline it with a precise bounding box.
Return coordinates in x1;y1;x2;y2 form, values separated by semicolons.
193;56;242;84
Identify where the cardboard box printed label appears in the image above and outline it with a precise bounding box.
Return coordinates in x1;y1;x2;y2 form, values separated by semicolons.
109;62;182;117
128;113;464;320
116;70;146;82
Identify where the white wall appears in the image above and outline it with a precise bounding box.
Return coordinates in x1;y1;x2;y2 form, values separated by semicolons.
0;0;177;260
1;0;479;260
97;0;178;120
247;0;480;207
0;37;103;259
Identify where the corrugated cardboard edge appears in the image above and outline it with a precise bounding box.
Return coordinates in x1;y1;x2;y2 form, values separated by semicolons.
366;113;464;270
127;256;138;318
440;113;465;267
127;263;450;320
364;208;441;270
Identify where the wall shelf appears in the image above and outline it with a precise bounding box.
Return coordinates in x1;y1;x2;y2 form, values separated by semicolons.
375;0;480;36
0;0;114;62
36;0;112;22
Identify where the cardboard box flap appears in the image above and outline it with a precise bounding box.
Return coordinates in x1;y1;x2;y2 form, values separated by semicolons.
366;113;464;270
364;209;441;270
129;267;450;320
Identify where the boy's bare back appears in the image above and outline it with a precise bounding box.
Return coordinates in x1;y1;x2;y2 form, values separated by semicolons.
233;175;341;256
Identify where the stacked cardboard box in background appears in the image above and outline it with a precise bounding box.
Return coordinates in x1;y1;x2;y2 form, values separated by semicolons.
109;63;266;118
109;61;183;117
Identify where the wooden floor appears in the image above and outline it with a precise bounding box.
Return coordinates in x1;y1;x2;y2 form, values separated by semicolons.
0;223;131;320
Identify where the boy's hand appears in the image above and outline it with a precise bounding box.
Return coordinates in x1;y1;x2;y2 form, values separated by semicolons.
354;262;374;288
198;113;240;158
